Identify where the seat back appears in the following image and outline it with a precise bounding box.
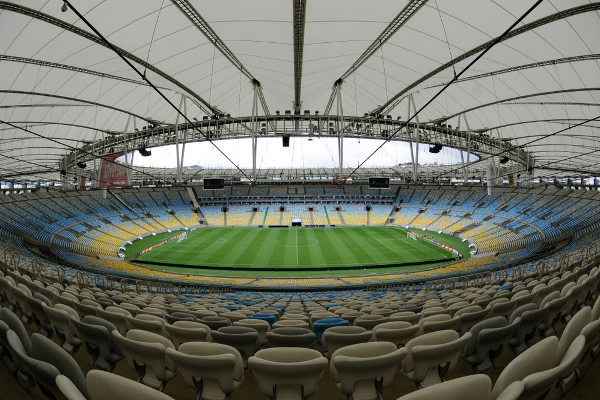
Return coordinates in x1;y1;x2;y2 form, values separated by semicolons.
86;370;175;400
322;325;372;357
31;333;88;397
164;321;210;348
408;331;472;386
372;321;419;347
331;341;407;398
491;336;560;400
521;336;586;400
165;341;243;397
249;347;327;399
112;329;176;389
395;374;492;400
558;306;592;358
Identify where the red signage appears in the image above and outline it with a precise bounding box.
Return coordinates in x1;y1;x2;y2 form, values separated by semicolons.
99;153;128;188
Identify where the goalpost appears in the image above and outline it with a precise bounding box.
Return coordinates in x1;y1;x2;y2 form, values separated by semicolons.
177;231;188;243
407;231;418;241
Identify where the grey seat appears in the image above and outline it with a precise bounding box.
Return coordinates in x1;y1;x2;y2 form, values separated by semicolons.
463;316;520;372
71;315;123;371
112;329;177;391
28;332;89;400
86;369;175;400
165;341;244;400
521;336;586;399
200;315;232;330
25;294;54;337
165;320;211;348
211;325;261;367
353;314;387;330
508;303;547;355
455;305;488;334
5;328;35;388
265;327;316;348
322;325;372;358
96;306;131;336
249;347;327;400
330;341;407;400
372;321;419;348
402;330;472;388
42;304;82;354
395;374;493;400
490;336;560;400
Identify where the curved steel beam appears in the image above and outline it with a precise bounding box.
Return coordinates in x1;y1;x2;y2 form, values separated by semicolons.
475;118;599;133
0;1;220;116
169;0;270;116
0;90;155;123
374;3;600;115
0;103;91;110
423;54;600;90
0;55;165;89
436;87;600;122
61;113;532;168
0;121;112;136
292;0;307;113
323;0;429;115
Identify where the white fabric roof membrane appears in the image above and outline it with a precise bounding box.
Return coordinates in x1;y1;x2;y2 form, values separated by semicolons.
0;0;599;182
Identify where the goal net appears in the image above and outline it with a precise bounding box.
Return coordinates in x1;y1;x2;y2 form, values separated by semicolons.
177;231;188;242
407;231;418;241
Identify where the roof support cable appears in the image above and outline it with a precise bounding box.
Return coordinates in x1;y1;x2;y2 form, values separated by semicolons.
61;0;251;180
345;0;546;180
434;0;456;79
0;120;163;182
144;0;165;78
434;113;600;180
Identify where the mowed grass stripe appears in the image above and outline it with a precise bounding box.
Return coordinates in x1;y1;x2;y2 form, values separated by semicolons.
354;228;403;262
334;228;377;265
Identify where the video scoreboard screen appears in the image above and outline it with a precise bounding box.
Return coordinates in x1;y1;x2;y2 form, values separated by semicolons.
368;177;390;189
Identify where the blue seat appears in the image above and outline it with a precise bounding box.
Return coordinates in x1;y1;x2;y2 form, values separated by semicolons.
312;318;349;344
249;313;277;327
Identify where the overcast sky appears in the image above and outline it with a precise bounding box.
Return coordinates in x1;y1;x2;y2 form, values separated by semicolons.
131;137;468;169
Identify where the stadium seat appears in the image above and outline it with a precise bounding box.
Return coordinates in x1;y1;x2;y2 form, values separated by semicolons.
70;315;123;371
42;303;82;354
164;320;211;348
372;321;419;347
211;326;261;367
272;319;310;329
395;374;493;400
165;342;244;400
312;318;349;345
112;329;177;391
402;330;472;388
265;327;316;348
490;336;560;400
233;318;271;344
29;332;89;399
330;341;407;400
322;326;372;358
249;347;327;399
86;370;175;400
463;316;520;372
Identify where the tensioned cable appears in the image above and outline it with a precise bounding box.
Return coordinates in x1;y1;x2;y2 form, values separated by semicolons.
434;114;600;180
62;0;251;180
345;0;546;180
0;120;163;181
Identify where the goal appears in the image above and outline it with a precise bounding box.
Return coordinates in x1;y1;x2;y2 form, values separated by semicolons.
177;231;188;243
407;231;418;241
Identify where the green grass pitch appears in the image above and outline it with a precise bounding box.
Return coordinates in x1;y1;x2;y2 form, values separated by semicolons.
124;226;471;278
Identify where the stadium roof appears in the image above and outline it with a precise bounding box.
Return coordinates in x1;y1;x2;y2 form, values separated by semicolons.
0;0;599;183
